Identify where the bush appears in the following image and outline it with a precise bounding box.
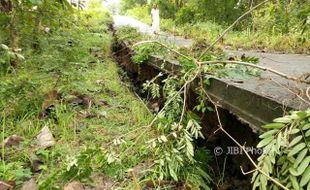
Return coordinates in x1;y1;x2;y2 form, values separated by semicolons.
126;5;151;24
175;6;196;25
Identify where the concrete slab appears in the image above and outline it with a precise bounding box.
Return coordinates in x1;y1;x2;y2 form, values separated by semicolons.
113;15;310;131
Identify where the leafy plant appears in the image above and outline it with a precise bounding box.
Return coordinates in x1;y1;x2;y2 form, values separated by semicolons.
252;110;310;190
0;162;32;186
132;43;165;64
140;66;212;188
0;44;24;75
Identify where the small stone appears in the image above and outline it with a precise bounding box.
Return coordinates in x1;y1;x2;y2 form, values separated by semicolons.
64;181;85;190
31;159;44;173
37;126;55;148
3;135;23;147
21;179;38;190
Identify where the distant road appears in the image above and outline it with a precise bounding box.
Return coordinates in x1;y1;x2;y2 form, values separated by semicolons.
113;15;194;47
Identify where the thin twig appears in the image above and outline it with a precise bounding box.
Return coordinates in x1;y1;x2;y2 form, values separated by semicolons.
133;40;308;84
199;78;288;190
178;83;187;127
199;60;310;84
0;180;13;189
270;78;310;105
130;35;292;190
198;0;270;59
307;87;310;101
133;91;153;114
240;167;257;175
105;81;189;148
215;107;288;190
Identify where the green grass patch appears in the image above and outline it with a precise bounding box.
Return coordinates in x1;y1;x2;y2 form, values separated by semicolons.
0;9;153;189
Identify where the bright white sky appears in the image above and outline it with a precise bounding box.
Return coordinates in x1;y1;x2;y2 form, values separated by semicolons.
103;0;120;6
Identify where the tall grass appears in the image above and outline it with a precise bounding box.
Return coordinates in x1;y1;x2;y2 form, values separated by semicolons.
126;6;310;54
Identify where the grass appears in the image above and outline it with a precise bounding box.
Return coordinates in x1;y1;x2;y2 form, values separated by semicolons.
0;8;153;189
126;6;310;54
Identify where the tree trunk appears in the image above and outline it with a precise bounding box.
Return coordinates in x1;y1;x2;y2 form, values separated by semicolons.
32;10;42;50
9;0;19;67
9;0;18;49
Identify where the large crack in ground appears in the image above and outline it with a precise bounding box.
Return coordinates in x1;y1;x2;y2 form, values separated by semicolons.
112;38;263;190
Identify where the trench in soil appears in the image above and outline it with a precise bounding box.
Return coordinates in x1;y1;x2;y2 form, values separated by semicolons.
112;39;261;190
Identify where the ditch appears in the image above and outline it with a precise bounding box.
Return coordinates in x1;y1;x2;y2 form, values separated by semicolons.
112;38;262;190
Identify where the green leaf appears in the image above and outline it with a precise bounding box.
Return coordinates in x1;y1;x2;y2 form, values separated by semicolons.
289;167;303;177
265;156;273;172
204;78;210;86
168;165;178;181
296;111;308;119
300;167;310;187
277;155;286;165
305;129;310;137
296;156;310;174
257;136;274;148
273;117;292;123
262;123;285;129
252;175;260;190
0;44;9;50
288;128;300;135
260;175;267;190
302;123;310;131
290;175;300;190
289;156;310;177
259;129;278;139
294;148;308;168
272;185;279;190
289;135;303;147
288;143;306;158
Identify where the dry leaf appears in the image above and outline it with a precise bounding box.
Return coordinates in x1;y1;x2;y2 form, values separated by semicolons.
64;181;85;190
39;90;61;118
20;179;38;190
3;134;23;147
0;181;14;190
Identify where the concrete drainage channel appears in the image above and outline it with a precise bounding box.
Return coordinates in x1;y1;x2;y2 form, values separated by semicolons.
112;39;265;189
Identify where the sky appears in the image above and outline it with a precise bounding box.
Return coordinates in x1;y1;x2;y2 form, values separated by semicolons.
103;0;120;6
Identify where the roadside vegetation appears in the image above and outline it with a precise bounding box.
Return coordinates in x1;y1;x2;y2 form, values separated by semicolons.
1;0;309;190
115;25;310;190
124;0;310;54
0;1;154;189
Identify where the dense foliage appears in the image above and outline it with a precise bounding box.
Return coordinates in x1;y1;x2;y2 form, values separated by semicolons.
0;1;153;189
115;23;309;189
1;0;309;189
123;0;310;53
253;110;310;190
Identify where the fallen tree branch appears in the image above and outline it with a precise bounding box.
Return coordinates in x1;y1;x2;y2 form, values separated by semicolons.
199;60;310;84
199;78;288;190
129;38;300;190
199;0;270;59
133;40;309;84
132;40;194;61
